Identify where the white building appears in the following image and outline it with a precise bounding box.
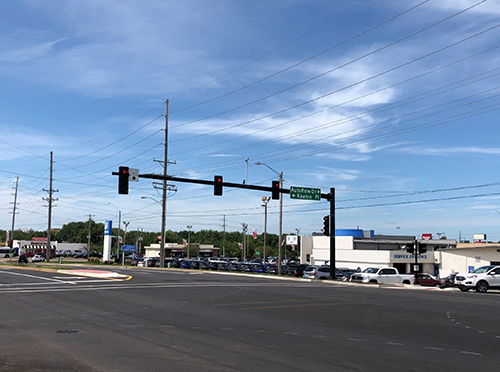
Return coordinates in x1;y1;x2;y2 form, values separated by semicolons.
300;230;500;277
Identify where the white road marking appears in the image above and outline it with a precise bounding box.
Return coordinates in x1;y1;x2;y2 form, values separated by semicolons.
462;351;482;356
0;270;76;284
386;342;404;346
284;332;298;335
425;346;443;351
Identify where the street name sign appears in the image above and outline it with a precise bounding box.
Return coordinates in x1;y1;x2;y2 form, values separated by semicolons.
290;186;321;201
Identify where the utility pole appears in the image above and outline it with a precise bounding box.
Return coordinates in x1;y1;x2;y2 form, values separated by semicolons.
10;177;19;251
186;225;192;259
87;214;94;261
160;99;169;268
43;151;58;263
222;215;226;258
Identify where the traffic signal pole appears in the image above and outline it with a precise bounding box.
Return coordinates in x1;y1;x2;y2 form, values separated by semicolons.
329;188;336;279
113;170;336;275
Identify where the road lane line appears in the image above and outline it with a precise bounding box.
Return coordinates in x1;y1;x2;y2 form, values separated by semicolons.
0;269;77;284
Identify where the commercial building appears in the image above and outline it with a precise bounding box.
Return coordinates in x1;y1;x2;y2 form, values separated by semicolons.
300;230;499;277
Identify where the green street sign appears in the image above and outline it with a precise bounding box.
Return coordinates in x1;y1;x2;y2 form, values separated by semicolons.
290;186;321;201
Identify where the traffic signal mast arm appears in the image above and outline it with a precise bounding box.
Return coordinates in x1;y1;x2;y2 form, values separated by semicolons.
135;172;332;199
112;170;333;200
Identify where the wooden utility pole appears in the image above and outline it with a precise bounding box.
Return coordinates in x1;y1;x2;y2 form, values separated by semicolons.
160;100;169;267
10;177;19;250
43;152;58;263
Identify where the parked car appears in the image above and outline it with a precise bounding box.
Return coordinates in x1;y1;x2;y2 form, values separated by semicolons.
73;250;88;259
32;254;45;263
283;263;308;277
303;265;320;279
439;274;457;288
18;254;28;264
350;267;413;285
263;264;279;274
414;273;440;286
455;265;500;293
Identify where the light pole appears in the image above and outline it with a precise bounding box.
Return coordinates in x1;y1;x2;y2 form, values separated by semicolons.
122;221;130;265
295;228;300;261
136;227;143;256
261;196;270;262
107;202;122;260
241;223;248;261
256;162;283;275
186;225;192;259
244;157;249;184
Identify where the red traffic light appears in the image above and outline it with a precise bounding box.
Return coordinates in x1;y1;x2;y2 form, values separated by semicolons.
271;180;280;199
214;175;223;196
118;166;129;195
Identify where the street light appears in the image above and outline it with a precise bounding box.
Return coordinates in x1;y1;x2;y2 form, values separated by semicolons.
186;225;192;259
121;221;130;265
107;202;122;259
244;157;249;185
136;227;143;255
255;162;283;275
295;228;300;261
261;196;270;262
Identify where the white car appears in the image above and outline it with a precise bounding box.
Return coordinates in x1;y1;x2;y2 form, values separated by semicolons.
32;254;45;263
455;265;500;293
303;265;333;279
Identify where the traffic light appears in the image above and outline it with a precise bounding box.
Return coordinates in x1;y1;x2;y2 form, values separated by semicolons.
118;166;129;195
418;243;427;254
405;243;415;254
214;175;223;196
322;215;330;236
271;180;280;200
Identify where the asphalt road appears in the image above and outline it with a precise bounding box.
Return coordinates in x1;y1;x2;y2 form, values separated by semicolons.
0;265;499;372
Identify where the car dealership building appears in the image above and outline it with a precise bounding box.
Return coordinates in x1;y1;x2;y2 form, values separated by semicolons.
300;230;500;277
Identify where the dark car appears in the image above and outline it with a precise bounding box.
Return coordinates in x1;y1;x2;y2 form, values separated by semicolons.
263;264;278;274
18;254;28;264
284;264;308;277
439;274;457;288
414;273;440;286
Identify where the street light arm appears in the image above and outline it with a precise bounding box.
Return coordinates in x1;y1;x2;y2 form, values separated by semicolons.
255;162;280;177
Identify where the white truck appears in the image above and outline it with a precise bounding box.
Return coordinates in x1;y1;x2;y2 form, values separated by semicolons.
455;265;500;293
350;267;413;285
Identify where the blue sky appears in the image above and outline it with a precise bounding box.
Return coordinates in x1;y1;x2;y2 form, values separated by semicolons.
1;0;500;242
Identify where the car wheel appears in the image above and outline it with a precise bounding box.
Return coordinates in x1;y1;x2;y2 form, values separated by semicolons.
459;287;469;292
476;281;489;293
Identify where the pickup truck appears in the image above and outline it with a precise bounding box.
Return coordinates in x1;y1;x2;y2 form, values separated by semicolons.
350;267;413;285
455;265;500;293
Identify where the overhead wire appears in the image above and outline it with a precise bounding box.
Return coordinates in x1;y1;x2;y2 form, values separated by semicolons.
169;0;488;130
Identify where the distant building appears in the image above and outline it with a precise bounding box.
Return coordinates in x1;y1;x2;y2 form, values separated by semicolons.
144;243;219;257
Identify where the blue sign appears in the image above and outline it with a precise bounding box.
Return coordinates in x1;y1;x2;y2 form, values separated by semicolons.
121;245;136;253
105;220;112;236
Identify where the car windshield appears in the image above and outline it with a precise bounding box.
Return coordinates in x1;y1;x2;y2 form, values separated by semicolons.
472;266;493;274
362;267;379;273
